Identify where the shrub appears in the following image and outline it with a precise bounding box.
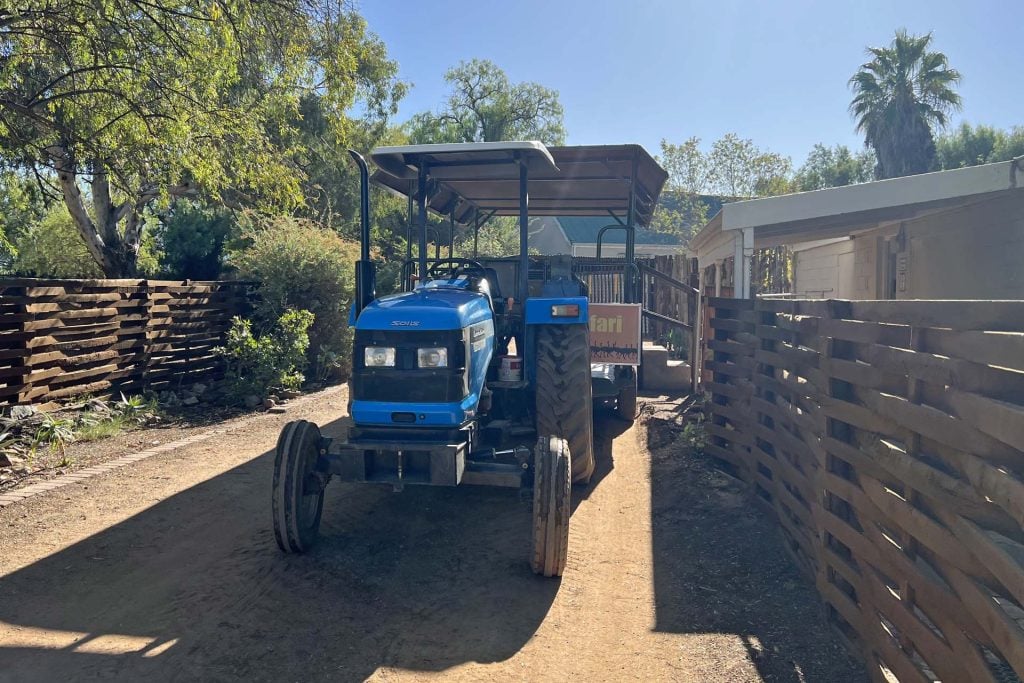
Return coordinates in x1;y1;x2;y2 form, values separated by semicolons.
155;200;239;279
13;205;103;278
13;204;160;278
228;216;358;376
218;309;315;402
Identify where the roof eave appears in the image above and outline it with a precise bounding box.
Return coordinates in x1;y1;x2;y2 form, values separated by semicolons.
721;160;1020;233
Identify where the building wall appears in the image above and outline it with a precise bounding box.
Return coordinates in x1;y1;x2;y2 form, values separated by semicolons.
529;217;572;255
788;192;1024;301
850;232;882;299
792;239;855;297
790;227;895;300
902;193;1024;299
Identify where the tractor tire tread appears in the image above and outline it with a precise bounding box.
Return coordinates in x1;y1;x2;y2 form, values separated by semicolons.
535;324;595;483
531;436;571;577
272;420;325;553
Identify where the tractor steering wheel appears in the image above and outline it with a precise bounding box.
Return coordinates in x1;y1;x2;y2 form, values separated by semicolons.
427;258;487;280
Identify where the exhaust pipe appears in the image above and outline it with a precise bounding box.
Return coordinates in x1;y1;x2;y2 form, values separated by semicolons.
348;150;376;316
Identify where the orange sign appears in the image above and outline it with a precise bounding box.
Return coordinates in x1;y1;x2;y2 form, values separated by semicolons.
589;303;641;365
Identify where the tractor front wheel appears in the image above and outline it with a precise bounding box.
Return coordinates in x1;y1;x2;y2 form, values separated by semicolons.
272;420;328;553
535;324;595;483
531;436;571;577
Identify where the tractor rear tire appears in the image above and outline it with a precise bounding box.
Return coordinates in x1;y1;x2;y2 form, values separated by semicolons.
272;420;327;553
535;324;595;483
531;436;571;577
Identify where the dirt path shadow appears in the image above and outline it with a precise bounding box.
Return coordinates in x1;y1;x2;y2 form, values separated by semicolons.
0;416;559;682
645;399;866;682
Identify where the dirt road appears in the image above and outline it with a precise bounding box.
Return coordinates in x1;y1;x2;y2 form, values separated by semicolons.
0;388;864;682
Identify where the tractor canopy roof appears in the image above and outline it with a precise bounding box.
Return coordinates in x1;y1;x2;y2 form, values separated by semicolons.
369;142;668;227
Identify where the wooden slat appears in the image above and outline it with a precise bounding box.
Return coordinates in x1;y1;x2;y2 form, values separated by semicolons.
0;278;249;406
703;297;1024;682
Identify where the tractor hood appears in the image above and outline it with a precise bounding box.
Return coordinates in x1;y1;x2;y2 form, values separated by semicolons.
356;287;492;331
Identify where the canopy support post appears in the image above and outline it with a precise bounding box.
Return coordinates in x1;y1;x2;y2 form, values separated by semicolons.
473;212;480;258
405;182;414;290
417;165;428;285
624;155;638;303
449;210;456;258
518;158;529;304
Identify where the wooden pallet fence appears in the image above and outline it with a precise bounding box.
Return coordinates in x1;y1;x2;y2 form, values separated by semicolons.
705;297;1024;683
0;279;252;406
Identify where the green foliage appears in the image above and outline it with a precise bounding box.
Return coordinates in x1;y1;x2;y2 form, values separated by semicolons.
34;414;76;459
794;144;875;191
659;134;792;201
218;310;315;401
936;123;1024;169
407;59;566;144
76;394;159;442
286;101;411;243
0;1;404;276
13;206;104;278
448;216;522;258
711;134;793;197
656;134;792;243
154;201;240;279
113;393;159;422
0;225;14;274
229;217;359;374
681;416;706;455
849;30;962;179
0;170;50;271
666;328;688;360
656;137;713;242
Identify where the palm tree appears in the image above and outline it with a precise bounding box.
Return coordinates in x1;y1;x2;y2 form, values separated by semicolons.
849;30;962;179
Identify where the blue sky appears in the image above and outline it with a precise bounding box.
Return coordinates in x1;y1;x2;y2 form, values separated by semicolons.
360;0;1022;166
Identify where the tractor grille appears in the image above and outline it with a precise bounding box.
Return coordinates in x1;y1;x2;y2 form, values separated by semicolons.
352;370;467;403
352;328;468;404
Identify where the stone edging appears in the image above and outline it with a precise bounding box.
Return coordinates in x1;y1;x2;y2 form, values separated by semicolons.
0;386;344;509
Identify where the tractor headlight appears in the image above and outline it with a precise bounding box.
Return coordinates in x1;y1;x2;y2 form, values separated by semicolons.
364;346;396;367
417;347;448;368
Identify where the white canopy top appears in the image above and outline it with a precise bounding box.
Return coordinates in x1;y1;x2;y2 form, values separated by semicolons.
370;141;558;180
369;142;668;226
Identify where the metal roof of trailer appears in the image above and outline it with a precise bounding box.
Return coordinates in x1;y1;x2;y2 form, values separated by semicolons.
369;142;668;227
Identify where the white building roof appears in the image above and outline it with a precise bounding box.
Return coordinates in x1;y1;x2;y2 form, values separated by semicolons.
690;158;1024;254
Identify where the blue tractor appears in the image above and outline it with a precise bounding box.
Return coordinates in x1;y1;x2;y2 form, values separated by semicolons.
271;142;666;576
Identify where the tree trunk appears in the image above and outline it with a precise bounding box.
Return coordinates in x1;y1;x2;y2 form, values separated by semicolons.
46;150;191;278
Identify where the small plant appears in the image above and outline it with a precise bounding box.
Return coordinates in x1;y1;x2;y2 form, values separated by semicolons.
76;415;126;442
113;393;158;423
666;328;688;360
217;309;315;404
314;345;344;383
681;415;707;455
34;414;76;458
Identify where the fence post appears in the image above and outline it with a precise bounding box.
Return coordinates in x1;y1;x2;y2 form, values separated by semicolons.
814;299;868;660
12;285;33;405
141;279;152;389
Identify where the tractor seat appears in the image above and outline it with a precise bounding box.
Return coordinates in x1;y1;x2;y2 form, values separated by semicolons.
479;267;505;314
481;268;503;300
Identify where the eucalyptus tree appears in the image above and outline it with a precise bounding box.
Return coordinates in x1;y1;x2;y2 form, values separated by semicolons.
408;59;566;145
0;1;403;276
